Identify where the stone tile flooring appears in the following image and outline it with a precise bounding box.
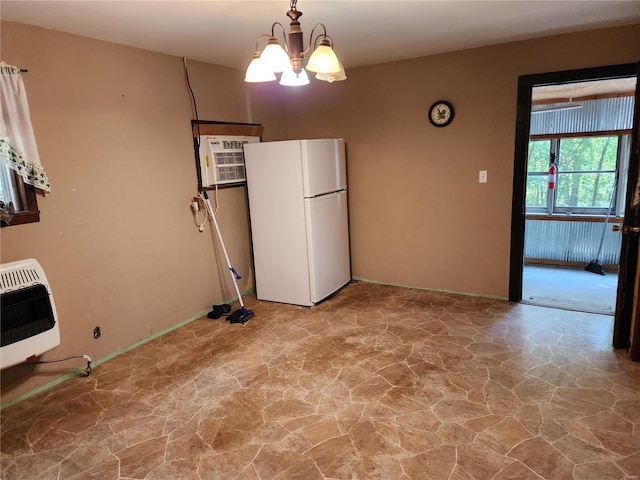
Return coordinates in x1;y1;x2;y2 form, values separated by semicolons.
1;282;640;479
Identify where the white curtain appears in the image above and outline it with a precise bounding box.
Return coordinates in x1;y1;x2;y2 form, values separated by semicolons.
0;61;50;193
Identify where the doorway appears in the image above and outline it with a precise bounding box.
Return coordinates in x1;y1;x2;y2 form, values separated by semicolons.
510;64;639;318
520;78;636;315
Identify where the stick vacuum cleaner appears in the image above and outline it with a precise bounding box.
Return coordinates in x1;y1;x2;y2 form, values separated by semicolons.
585;171;618;276
201;191;254;324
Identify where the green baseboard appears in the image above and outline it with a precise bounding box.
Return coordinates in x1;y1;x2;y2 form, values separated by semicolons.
1;288;255;411
1;282;502;410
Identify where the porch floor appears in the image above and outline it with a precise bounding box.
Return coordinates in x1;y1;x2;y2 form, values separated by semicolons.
522;264;618;315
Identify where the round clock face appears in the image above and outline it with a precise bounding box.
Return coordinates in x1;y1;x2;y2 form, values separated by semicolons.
428;101;454;127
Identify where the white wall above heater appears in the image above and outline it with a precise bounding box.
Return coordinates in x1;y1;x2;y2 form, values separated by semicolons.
0;258;61;369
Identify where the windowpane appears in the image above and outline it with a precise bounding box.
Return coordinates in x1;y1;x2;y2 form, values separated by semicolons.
0;174;7;204
525;134;625;215
556;172;616;208
0;164;19;207
527;140;551;173
526;175;547;208
558;137;618;171
0;166;40;226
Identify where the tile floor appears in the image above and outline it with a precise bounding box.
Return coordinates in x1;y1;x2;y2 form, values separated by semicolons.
1;282;640;480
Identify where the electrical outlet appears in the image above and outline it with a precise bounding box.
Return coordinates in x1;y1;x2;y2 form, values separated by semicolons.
93;326;101;339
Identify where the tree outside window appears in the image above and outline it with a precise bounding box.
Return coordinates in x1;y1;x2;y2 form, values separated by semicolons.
526;135;625;216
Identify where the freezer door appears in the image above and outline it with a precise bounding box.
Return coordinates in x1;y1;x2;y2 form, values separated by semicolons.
304;190;351;303
301;139;346;197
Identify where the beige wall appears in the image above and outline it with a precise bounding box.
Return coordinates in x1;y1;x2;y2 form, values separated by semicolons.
0;21;287;403
285;24;640;297
1;20;638;404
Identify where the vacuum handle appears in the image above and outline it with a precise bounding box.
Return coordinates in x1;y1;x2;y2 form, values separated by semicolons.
200;190;245;307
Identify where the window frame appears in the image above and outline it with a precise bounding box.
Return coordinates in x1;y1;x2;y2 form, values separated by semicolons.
526;131;631;217
1;171;40;227
191;120;264;192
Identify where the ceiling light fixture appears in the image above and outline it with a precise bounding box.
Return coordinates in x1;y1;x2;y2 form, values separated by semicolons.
244;0;346;86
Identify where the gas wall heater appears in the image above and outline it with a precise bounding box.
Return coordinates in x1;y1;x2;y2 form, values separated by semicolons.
0;258;61;369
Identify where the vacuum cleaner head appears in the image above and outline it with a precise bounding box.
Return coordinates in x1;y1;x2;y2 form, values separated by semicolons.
585;260;606;276
227;306;254;324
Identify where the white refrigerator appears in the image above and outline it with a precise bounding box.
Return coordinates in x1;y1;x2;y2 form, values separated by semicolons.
243;139;350;307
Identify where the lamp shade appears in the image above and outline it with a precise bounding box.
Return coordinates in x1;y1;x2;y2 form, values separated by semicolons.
244;55;277;83
306;44;340;73
279;68;310;86
315;61;346;83
261;39;291;73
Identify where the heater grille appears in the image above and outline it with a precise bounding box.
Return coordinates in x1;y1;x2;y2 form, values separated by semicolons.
0;259;61;369
1;284;55;347
1;267;42;291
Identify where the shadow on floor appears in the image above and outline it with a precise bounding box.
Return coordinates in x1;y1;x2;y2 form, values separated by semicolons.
522;264;618;315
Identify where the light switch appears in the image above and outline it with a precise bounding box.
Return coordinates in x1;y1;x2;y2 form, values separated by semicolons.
479;170;488;183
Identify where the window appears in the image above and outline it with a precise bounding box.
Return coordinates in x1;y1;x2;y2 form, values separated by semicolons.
1;63;46;227
191;120;264;191
0;164;39;227
526;134;629;216
198;135;259;188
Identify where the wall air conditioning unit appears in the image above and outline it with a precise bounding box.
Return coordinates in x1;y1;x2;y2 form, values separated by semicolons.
199;135;260;188
0;259;61;369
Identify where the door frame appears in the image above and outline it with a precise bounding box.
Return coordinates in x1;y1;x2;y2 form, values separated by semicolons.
509;64;638;308
614;61;640;356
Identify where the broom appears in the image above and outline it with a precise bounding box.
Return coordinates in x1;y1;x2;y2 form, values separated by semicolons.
585;175;618;276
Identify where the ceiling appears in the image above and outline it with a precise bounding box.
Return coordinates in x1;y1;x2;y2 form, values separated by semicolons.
532;78;638;104
2;1;640;71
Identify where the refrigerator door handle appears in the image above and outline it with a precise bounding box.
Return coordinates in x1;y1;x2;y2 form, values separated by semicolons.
305;188;347;200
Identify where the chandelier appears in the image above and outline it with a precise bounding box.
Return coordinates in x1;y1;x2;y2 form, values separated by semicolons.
244;0;346;86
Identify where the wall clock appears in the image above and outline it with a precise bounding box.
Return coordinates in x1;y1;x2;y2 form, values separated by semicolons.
428;100;455;127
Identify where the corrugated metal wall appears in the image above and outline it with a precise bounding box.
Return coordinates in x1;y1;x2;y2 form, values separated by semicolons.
525;220;621;265
530;96;634;135
525;94;632;266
